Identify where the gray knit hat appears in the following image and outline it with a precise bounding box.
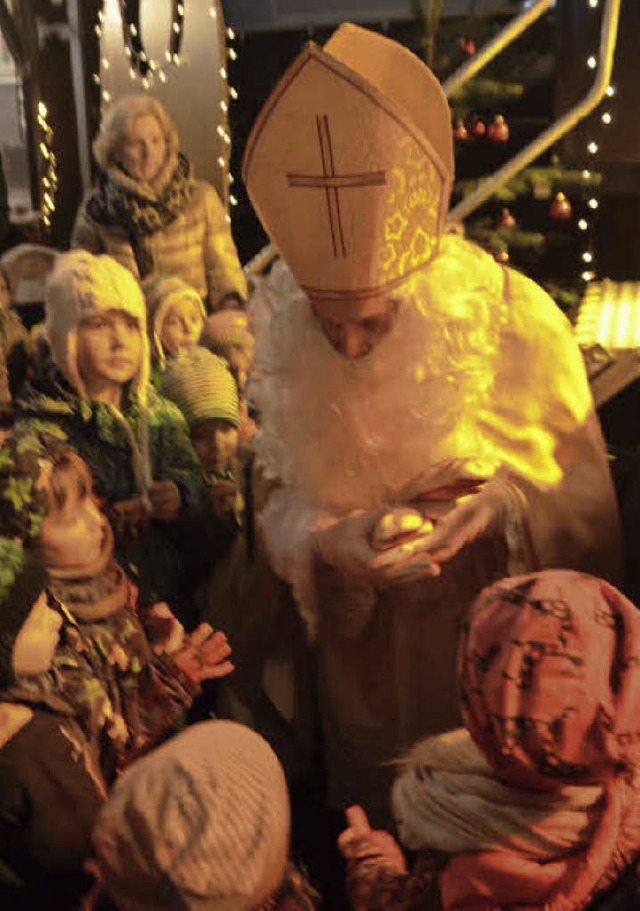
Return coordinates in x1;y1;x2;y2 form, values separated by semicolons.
200;309;253;360
93;720;290;911
160;346;239;430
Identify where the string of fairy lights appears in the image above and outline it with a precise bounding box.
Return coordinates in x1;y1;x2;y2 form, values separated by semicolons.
36;101;57;230
90;0;239;217
578;0;617;286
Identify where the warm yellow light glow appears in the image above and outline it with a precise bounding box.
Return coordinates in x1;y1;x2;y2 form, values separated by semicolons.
587;55;597;69
576;281;640;349
588;198;599;210
587;141;598;154
601;112;612;124
578;219;588;230
606;85;615;97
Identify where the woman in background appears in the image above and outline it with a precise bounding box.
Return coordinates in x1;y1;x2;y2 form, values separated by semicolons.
71;94;246;311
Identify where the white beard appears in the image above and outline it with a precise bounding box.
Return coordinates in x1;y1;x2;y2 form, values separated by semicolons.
248;234;590;515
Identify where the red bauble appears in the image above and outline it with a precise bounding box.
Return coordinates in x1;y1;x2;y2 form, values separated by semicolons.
460;37;476;56
549;192;572;221
453;120;469;141
469;116;486;138
497;208;516;228
487;114;510;143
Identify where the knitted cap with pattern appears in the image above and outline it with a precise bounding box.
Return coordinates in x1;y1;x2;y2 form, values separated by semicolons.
45;250;149;400
160;346;239;429
93;719;290;911
143;274;206;368
0;538;48;688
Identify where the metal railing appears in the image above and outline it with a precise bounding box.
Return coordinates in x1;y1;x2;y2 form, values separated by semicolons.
445;0;622;224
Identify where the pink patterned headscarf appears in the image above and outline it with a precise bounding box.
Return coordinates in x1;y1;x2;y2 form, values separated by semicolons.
445;570;640;911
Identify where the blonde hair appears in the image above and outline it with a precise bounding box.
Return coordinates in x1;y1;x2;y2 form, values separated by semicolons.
93;94;179;170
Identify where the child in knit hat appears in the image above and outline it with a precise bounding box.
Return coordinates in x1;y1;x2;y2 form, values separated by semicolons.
14;250;206;619
87;719;318;911
143;274;206;386
338;570;640;911
160;346;244;610
0;429;235;780
200;307;256;445
0;537;107;909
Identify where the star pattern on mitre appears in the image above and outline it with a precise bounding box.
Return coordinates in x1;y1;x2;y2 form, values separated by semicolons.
385;211;409;243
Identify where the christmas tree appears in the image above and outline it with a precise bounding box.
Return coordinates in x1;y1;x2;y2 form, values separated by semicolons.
410;0;606;318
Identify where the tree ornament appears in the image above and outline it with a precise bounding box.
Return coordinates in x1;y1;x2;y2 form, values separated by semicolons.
487;114;510;143
469;116;486;138
497;208;516;228
453;120;469;141
549;192;572;221
460;37;476;56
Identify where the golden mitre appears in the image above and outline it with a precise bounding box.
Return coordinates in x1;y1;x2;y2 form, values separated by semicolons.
242;22;454;302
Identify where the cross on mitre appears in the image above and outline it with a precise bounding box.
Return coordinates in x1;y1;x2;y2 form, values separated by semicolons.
287;114;387;260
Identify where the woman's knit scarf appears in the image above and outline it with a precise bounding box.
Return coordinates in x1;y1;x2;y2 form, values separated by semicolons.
86;152;195;278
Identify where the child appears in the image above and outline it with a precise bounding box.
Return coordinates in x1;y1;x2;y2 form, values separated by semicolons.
161;346;242;516
159;347;245;631
339;570;640;911
143;273;206;386
200;307;254;394
200;307;257;445
0;537;106;909
87;719;318;910
15;250;205;616
0;429;234;779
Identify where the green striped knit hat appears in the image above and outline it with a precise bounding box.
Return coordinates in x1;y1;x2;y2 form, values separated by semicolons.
160;346;239;430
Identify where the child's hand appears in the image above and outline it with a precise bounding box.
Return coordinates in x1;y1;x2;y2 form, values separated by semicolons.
172;623;234;682
149;479;181;521
112;496;150;539
142;602;185;655
207;478;238;517
337;805;407;874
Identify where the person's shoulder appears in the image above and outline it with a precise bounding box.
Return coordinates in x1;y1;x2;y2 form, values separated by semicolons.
145;384;189;427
